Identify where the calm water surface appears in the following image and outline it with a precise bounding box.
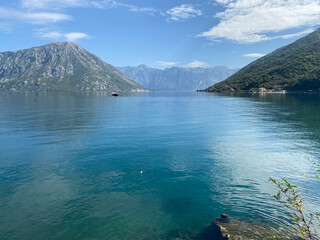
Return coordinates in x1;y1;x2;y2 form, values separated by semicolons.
0;91;320;239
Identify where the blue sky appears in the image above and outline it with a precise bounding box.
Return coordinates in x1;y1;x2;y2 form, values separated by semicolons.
1;0;320;69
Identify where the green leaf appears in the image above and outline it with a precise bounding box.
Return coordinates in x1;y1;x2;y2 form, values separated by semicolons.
293;217;301;222
299;230;306;237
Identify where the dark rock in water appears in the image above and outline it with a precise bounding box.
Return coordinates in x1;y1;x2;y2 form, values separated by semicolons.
212;216;304;240
221;214;230;219
216;214;230;224
198;222;228;240
160;215;303;240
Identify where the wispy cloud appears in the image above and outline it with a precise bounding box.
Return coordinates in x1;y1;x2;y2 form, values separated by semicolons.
82;0;158;14
273;29;314;40
166;4;202;22
184;60;208;68
0;7;72;24
2;0;156;43
155;61;179;68
243;53;266;58
201;0;320;43
103;1;157;15
21;0;157;14
127;6;157;15
64;32;90;41
21;0;87;9
155;60;209;68
35;29;90;41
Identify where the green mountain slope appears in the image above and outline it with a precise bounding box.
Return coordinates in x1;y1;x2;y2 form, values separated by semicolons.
0;42;143;91
202;29;320;92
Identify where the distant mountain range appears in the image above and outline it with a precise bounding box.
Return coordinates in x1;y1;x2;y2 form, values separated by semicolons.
202;28;320;92
0;42;143;91
119;65;238;91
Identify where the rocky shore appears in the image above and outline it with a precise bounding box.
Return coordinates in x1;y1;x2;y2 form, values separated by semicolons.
160;214;303;240
210;214;303;240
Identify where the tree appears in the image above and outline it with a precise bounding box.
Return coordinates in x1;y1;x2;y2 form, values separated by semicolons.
269;158;320;240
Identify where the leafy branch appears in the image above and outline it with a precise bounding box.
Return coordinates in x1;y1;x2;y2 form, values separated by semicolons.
269;158;320;240
306;156;320;180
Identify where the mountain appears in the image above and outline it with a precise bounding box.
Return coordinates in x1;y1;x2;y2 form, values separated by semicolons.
202;29;320;92
118;65;237;91
0;42;143;91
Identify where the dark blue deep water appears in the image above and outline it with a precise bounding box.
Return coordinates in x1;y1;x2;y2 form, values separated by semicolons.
0;91;320;239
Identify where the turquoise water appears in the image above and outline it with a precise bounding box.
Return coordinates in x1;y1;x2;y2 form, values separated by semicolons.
0;91;319;239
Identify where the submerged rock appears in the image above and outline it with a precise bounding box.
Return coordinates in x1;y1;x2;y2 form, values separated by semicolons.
156;215;303;240
221;214;230;219
153;214;304;240
212;215;303;240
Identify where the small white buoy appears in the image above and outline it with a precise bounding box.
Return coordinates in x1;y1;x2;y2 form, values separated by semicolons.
140;171;143;174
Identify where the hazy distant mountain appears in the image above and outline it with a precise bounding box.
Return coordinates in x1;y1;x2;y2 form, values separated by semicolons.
118;65;237;91
0;42;143;91
202;28;320;92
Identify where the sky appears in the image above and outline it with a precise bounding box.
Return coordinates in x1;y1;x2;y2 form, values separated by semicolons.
1;0;320;69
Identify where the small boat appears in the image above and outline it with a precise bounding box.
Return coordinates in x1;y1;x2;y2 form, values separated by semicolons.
112;92;119;96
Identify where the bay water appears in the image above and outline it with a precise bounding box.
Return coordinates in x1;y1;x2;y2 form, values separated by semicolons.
0;91;319;239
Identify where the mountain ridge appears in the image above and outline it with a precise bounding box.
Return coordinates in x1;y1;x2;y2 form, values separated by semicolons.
201;29;320;92
0;42;143;91
119;65;238;91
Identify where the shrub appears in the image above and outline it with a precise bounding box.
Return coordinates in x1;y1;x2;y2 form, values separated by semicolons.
269;158;320;240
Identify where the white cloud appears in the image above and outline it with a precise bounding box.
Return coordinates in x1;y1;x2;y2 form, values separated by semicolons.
273;29;314;39
201;0;320;43
35;29;90;41
21;0;87;9
166;4;202;22
216;0;232;4
65;32;90;41
155;60;209;69
105;2;157;15
184;60;208;68
0;7;72;24
23;12;72;24
127;6;157;15
243;53;266;58
155;61;179;68
21;0;157;14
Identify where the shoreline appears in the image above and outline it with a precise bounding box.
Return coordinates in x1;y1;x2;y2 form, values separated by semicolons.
197;89;320;94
